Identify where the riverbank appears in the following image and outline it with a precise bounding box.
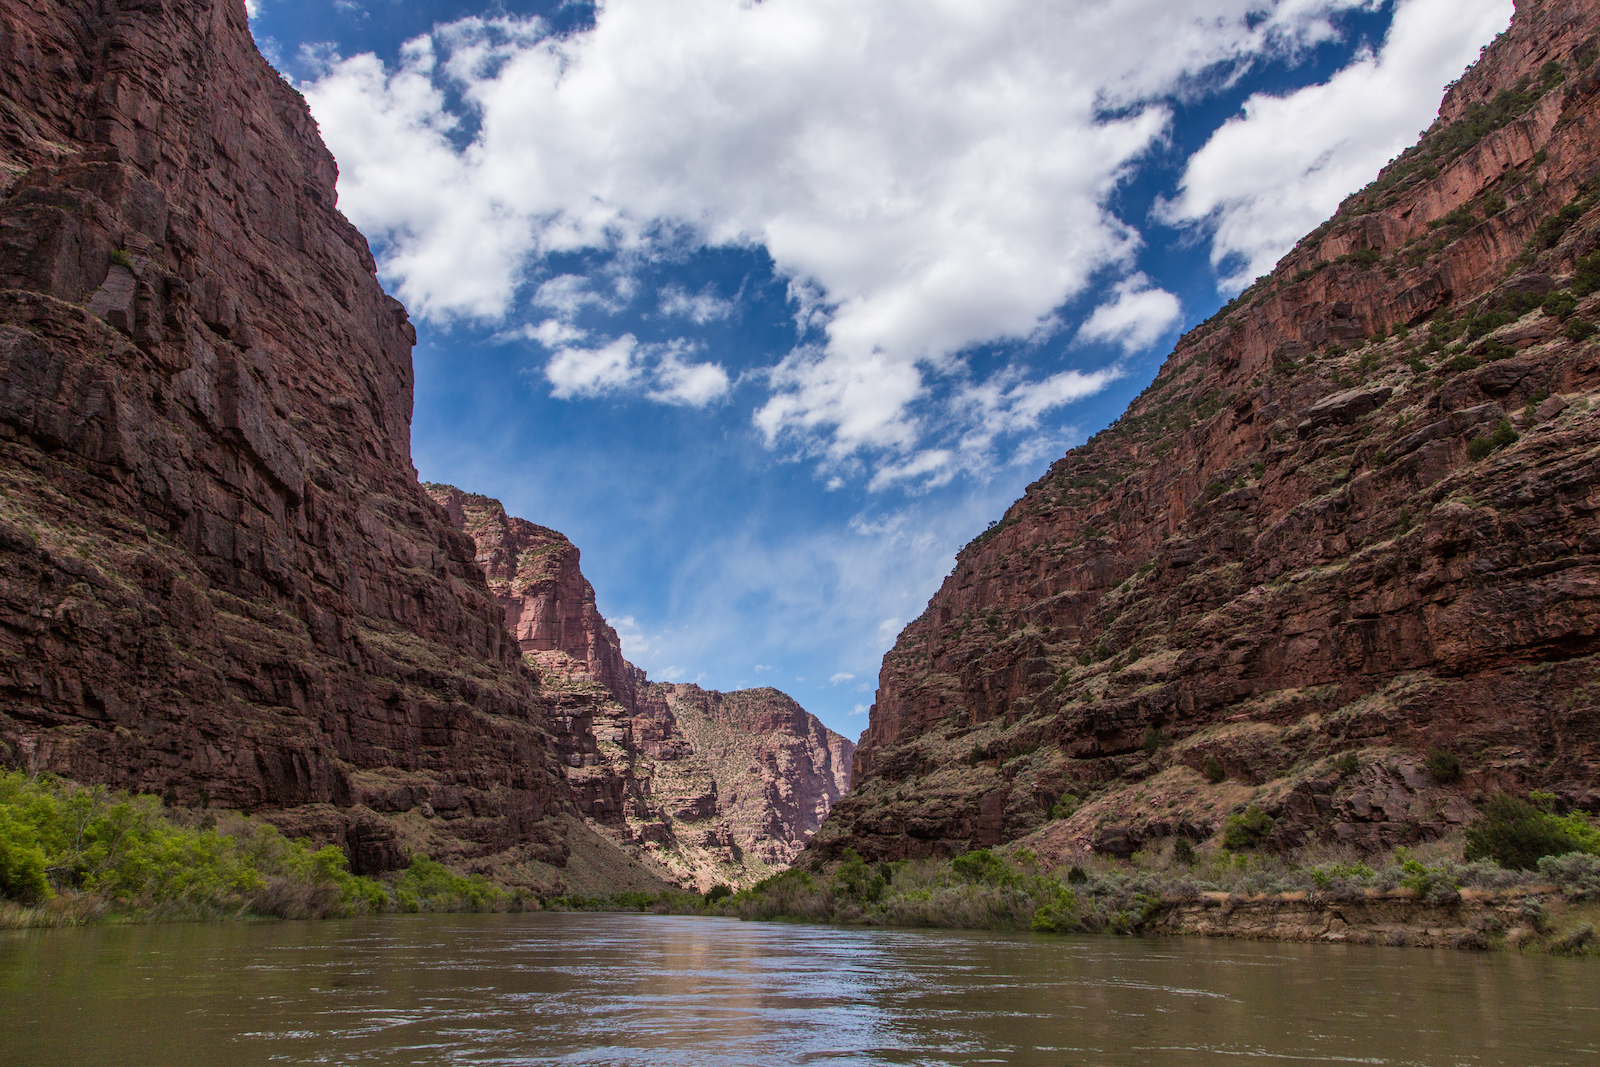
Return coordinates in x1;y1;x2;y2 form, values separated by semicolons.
1158;885;1600;950
599;833;1600;955
545;870;1600;954
8;769;1598;955
0;772;530;927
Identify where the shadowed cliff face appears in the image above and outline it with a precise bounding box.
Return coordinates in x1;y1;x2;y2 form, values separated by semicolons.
815;0;1600;865
0;0;682;892
425;485;856;888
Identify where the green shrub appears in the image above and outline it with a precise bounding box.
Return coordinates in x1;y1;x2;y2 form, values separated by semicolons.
108;249;136;269
1066;865;1088;885
832;847;888;902
703;884;733;905
1203;757;1225;784
1442;353;1480;373
1566;317;1598;342
1429;310;1458;344
1050;794;1081;820
1173;838;1197;866
1334;751;1360;777
1310;860;1375;890
1468;418;1518;460
1537;852;1600;899
1425;748;1463;784
1573;252;1600;296
0;770;444;919
1464;794;1600;870
1398;855;1460;901
1532;203;1585;250
1222;806;1274;851
1028;885;1081;933
951;849;1012;886
1543;291;1579;321
1140;726;1167;755
0;810;52;904
1106;892;1164;935
390;855;501;911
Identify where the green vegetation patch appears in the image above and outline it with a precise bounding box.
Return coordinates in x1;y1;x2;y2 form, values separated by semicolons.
0;772;520;924
1465;793;1600;871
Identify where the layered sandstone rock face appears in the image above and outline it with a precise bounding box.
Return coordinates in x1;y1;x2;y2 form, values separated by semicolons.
652;683;855;869
0;0;672;892
816;0;1600;864
426;486;854;887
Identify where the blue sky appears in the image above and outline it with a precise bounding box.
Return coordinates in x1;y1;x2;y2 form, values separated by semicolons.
249;0;1510;738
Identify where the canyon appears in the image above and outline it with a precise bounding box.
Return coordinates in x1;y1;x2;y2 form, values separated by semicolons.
814;0;1600;867
5;0;1597;909
0;0;844;893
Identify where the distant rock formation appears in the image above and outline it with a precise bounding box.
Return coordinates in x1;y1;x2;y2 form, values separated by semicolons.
426;485;855;887
815;0;1600;864
652;683;854;869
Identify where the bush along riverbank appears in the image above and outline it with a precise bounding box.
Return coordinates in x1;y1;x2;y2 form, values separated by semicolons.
699;792;1600;954
0;772;528;927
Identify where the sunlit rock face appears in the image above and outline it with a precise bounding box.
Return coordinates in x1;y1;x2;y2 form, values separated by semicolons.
0;0;698;892
426;485;855;888
816;0;1600;864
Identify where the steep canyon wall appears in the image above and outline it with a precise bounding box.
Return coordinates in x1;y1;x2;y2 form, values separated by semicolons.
0;0;674;891
816;0;1600;865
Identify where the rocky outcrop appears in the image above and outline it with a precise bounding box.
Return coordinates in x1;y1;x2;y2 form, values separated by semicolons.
426;486;855;887
653;683;855;870
815;0;1600;863
426;485;643;710
1155;886;1570;950
0;0;678;893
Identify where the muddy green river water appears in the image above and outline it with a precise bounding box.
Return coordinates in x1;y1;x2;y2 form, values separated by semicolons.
1;912;1596;1065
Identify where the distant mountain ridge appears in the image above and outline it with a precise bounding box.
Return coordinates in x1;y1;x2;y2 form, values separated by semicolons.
813;0;1600;865
427;484;853;887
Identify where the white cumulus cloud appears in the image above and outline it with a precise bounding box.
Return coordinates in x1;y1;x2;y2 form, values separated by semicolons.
660;285;737;324
545;334;643;399
649;350;731;407
1076;273;1184;353
304;0;1498;484
1160;0;1513;290
544;334;730;406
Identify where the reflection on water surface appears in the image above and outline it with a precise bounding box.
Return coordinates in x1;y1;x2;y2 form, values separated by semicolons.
2;912;1596;1065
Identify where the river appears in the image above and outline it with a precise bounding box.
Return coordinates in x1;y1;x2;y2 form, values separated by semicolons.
1;913;1596;1065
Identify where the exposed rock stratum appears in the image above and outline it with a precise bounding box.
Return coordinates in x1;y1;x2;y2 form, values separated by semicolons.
814;0;1600;866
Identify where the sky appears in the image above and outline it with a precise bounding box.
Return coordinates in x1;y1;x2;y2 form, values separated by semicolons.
249;0;1512;739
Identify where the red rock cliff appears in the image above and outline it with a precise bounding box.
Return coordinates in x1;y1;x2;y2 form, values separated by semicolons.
815;0;1600;863
0;0;664;890
426;485;642;711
